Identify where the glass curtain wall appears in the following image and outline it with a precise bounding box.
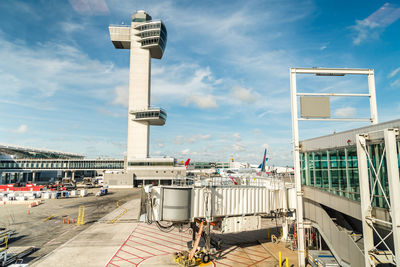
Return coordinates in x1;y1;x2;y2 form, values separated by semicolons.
300;139;400;208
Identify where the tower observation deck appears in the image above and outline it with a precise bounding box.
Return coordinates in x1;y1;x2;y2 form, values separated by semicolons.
109;10;167;160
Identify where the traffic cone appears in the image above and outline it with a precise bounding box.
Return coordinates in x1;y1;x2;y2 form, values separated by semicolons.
72;218;75;223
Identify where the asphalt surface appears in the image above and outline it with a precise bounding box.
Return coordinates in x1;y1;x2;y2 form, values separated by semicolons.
0;188;141;264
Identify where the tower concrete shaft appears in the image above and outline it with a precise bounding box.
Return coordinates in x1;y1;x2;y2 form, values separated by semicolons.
109;11;167;161
128;20;151;159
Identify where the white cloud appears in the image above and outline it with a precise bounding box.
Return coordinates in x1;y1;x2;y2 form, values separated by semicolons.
152;64;220;110
97;107;124;117
112;85;129;107
253;128;261;135
12;124;28;134
141;0;313;54
186;95;218;109
173;135;185;145
233;133;241;141
68;0;109;14
0;34;128;101
181;148;190;155
60;21;85;33
186;134;212;144
177;134;213;145
230;86;259;104
351;20;380;45
334;107;356;117
145;3;303;113
157;143;164;148
258;111;268;118
198;134;211;140
388;67;400;78
390;79;400;88
261;143;270;150
185;136;196;144
351;3;400;45
233;142;245;152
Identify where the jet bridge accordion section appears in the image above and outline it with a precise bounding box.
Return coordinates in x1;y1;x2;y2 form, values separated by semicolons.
192;185;295;219
148;182;296;222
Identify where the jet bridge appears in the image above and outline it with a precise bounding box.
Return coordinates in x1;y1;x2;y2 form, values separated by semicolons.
144;179;296;233
140;178;296;265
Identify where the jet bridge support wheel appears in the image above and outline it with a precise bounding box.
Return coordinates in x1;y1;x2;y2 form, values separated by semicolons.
200;253;210;264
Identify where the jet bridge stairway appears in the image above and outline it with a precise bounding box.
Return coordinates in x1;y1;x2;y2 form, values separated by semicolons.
304;199;365;267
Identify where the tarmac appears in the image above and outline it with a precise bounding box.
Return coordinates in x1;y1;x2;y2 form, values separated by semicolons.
1;188;141;264
33;197;298;267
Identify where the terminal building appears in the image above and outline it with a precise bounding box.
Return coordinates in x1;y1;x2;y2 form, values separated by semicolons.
0;144;115;184
0;141;245;186
299;119;400;266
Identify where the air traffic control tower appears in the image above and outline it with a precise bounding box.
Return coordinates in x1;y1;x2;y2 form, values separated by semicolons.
109;10;167;160
107;11;185;186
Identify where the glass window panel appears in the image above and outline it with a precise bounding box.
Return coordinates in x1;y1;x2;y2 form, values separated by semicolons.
322;170;329;189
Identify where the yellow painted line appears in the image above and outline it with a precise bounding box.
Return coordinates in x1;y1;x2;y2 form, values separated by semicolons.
109;201;128;224
43;214;55;222
0;233;9;252
199;262;213;266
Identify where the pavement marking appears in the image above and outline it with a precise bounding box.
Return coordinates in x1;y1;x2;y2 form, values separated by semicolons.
105;227;138;267
239;246;268;259
257;240;280;262
43;237;58;246
213;261;233;267
42;214;55;222
109;201;128;224
106;222;191;267
123;243;157;256
127;239;171;254
137;224;192;239
130;234;183;251
107;223;281;267
132;231;188;248
114;254;137;265
247;256;272;266
43;228;74;246
219;254;252;265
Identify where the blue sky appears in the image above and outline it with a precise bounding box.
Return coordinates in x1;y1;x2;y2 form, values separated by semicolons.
0;0;399;166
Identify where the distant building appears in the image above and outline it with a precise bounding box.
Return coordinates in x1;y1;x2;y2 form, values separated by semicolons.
0;143;94;184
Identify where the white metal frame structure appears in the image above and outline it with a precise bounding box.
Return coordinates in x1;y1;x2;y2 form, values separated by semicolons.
356;129;400;266
290;67;378;267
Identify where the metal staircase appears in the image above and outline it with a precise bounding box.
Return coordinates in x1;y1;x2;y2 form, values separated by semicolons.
304;199;365;266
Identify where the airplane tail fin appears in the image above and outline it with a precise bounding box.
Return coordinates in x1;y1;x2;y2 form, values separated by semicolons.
184;158;191;168
260;149;267;172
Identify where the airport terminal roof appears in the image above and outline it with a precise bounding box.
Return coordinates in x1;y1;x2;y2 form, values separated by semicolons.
0;143;84;159
300;118;400;152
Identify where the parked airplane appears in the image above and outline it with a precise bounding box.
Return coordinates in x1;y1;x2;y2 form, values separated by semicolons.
258;149;269;172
